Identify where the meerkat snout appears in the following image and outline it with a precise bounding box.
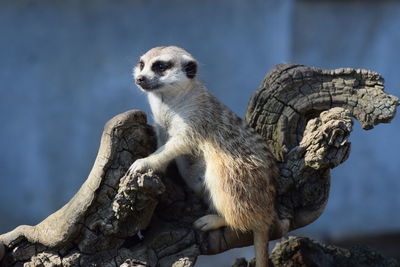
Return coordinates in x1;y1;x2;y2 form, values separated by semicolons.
135;75;146;85
134;73;161;91
135;75;155;91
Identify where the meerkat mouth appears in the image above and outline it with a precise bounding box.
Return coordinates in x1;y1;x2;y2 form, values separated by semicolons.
137;81;162;91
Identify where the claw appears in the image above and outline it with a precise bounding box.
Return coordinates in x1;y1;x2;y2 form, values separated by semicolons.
128;158;151;174
193;214;227;232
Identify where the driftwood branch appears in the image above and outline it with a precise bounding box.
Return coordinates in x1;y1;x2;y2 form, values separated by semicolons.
0;64;398;266
246;64;398;231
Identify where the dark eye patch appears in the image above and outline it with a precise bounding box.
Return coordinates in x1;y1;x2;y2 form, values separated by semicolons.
151;60;173;74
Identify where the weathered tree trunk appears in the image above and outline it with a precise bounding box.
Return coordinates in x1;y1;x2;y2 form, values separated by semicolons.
0;64;398;266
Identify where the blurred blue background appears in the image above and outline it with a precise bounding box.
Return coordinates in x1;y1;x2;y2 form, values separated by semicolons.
0;0;399;265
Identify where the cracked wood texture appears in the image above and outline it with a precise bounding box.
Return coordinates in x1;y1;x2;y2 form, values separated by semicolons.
232;236;398;267
0;64;398;267
246;64;398;230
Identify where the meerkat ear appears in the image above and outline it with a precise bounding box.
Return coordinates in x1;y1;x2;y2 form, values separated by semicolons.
182;56;197;79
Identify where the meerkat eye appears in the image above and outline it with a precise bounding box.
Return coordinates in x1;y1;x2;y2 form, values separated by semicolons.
139;60;145;71
152;61;173;73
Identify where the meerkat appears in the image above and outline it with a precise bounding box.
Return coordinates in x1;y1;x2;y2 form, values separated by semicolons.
128;46;279;267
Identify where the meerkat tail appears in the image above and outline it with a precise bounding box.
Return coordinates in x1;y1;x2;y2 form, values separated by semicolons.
253;229;269;267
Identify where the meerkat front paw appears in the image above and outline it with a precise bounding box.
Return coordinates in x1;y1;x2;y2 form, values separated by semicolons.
193;214;227;231
128;158;156;174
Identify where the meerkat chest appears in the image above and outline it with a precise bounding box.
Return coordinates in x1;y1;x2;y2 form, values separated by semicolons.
148;94;170;127
148;94;189;136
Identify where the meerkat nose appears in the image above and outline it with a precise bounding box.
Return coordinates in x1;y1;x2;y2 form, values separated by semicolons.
136;75;147;85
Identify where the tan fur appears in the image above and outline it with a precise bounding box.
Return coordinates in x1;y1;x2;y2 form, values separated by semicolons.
202;141;275;232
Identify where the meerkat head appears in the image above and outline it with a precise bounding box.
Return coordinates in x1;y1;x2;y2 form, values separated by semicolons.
133;46;198;93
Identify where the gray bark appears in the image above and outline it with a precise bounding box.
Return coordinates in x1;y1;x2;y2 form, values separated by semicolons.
0;64;398;266
232;236;398;267
246;64;398;230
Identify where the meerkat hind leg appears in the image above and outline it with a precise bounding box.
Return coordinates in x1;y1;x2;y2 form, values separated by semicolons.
193;214;227;231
